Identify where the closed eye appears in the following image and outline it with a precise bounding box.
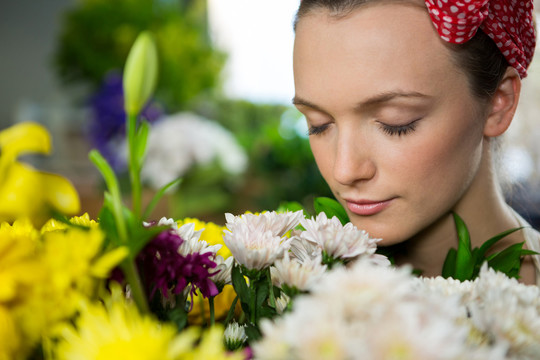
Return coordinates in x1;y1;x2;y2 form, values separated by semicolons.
308;123;331;136
378;119;420;137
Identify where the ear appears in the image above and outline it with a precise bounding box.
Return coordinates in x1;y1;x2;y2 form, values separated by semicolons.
483;67;521;137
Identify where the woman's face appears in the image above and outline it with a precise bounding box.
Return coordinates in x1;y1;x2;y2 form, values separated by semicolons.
293;3;487;245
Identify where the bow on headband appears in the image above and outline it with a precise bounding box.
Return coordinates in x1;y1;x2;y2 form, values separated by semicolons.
425;0;536;78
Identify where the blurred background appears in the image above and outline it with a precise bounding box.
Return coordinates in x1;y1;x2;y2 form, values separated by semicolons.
0;0;538;228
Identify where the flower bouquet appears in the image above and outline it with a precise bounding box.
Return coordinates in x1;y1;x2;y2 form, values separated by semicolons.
2;31;540;360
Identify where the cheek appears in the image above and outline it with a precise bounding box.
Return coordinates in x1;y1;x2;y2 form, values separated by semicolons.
392;121;484;207
310;137;335;179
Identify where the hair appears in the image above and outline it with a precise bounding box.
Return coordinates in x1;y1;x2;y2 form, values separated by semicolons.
294;0;509;104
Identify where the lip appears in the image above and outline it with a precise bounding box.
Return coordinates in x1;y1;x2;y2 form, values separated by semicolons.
345;198;394;216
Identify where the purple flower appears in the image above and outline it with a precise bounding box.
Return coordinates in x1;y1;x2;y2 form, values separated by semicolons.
87;71;163;171
137;228;219;301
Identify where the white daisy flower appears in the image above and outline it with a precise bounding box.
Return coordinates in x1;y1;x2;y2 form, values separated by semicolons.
299;212;386;263
224;321;248;351
222;211;303;270
467;264;540;358
270;251;327;292
210;255;234;286
275;293;290;315
289;236;322;262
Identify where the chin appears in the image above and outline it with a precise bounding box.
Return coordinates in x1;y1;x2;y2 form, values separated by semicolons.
348;217;409;247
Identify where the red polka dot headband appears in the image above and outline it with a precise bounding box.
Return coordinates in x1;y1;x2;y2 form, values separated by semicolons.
425;0;536;78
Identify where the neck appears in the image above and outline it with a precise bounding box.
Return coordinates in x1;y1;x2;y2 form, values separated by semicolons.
392;140;521;277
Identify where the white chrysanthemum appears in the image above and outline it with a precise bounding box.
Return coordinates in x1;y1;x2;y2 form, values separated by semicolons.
141;112;248;189
225;211;304;238
289;236;322;262
210;255;233;286
222;211;303;270
299;213;386;263
224;321;247;351
275;293;290;315
414;276;476;307
467;265;540;358
253;260;492;359
270;251;327;292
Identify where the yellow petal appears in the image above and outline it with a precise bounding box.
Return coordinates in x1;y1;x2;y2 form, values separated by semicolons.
0;163;43;223
40;172;80;215
0;122;51;159
90;246;129;278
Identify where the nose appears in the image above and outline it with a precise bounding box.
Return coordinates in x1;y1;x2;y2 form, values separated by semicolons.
333;130;376;185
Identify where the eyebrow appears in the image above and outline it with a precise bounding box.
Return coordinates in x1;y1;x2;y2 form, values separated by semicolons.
292;91;431;113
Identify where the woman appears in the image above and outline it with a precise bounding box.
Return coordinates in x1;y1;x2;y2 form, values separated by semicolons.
292;0;540;282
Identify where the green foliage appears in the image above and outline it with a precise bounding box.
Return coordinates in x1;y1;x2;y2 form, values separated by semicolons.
442;212;536;281
314;197;350;225
55;0;225;111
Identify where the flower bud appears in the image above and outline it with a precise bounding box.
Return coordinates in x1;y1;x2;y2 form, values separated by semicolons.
123;31;158;117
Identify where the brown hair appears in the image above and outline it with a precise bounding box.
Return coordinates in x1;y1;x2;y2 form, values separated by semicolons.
294;0;509;102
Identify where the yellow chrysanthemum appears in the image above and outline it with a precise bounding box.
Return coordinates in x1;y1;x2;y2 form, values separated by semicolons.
0;304;22;360
0;219;41;303
10;226;127;348
41;227;128;296
52;286;198;360
177;218;231;258
41;213;99;234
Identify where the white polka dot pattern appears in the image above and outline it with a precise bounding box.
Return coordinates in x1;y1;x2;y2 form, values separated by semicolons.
424;0;536;78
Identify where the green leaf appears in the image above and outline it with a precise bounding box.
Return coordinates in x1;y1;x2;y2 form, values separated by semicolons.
142;178;182;221
135;120;150;169
442;248;457;278
453;213;474;281
244;323;262;342
476;227;524;261
277;201;305;214
255;278;269;309
224;296;239;325
231;263;250;307
487;242;526;277
314;197;350;225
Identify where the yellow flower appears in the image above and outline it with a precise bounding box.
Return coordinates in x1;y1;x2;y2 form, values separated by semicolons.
0;305;22;360
0;219;41;303
41;227;128;297
0;122;80;226
177;218;231;258
41;213;99;234
52;285;198;360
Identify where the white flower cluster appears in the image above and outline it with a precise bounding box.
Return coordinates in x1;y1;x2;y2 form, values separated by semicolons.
141;112;248;189
223;211;386;291
254;261;540;360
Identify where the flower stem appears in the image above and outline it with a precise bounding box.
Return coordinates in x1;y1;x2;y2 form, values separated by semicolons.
250;282;257;324
198;294;207;326
266;269;276;308
209;296;215;326
127;114;142;218
123;260;149;313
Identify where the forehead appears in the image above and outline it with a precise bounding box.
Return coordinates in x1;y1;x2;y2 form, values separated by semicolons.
293;3;466;107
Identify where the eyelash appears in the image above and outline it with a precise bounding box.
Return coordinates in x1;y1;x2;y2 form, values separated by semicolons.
308;119;420;137
378;119;419;137
308;124;330;136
